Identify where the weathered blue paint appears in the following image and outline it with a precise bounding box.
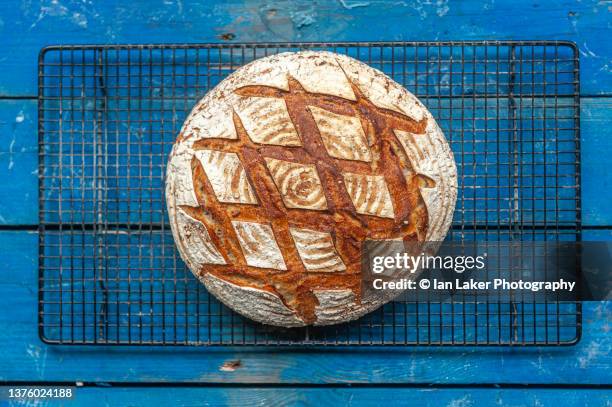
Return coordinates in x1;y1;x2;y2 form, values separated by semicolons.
0;230;610;383
20;387;612;406
1;98;609;226
0;100;38;225
0;0;610;96
581;98;612;226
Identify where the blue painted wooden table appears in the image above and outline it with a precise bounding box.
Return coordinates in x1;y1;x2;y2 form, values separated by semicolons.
0;0;610;405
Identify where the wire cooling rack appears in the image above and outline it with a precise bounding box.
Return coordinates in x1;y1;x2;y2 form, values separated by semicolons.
38;41;581;346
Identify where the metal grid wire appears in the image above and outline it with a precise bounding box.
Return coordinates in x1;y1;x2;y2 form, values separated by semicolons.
38;41;581;346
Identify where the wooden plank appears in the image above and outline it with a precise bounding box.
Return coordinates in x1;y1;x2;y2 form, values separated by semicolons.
0;230;610;383
2;98;607;226
0;0;609;96
37;95;580;227
581;98;612;226
0;100;38;225
38;226;584;346
12;387;608;406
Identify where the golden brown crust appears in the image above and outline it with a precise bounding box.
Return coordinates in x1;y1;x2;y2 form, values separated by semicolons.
180;72;430;324
167;51;457;327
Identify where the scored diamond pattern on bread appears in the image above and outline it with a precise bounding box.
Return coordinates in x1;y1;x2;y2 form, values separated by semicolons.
166;51;457;327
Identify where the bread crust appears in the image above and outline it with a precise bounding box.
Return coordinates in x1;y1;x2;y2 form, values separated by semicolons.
166;51;457;327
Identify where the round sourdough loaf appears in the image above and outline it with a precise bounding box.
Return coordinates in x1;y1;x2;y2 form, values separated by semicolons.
166;51;457;327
